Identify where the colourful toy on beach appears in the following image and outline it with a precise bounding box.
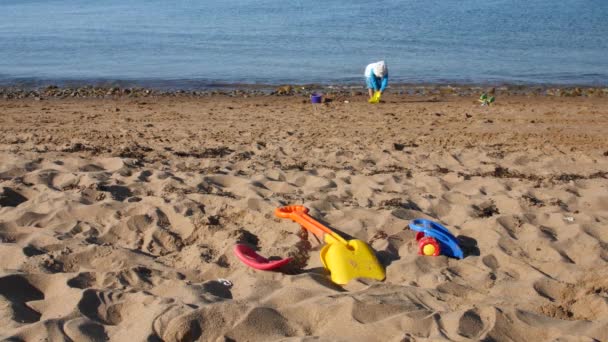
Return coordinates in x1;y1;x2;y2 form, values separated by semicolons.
233;244;293;270
275;205;385;285
368;90;382;104
479;92;495;106
310;93;323;104
408;219;464;259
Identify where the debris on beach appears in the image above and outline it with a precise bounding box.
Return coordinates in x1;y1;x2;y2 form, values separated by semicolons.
478;93;495;106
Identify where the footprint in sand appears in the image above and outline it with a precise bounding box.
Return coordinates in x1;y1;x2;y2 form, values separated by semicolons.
98;184;133;201
63;317;109;342
458;309;484;338
497;236;527;260
67;272;97;289
456;307;497;340
538;225;558;241
22;245;46;257
77;289;124;326
428;198;452;218
496;215;523;240
0;187;28;207
533;278;568;301
137;170;153;182
482;254;499;270
97;207;186;256
0;274;44;324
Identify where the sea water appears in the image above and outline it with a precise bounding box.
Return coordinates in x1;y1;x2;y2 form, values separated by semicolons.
1;0;607;87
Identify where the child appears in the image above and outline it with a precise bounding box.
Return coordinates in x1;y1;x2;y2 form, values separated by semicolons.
364;61;388;100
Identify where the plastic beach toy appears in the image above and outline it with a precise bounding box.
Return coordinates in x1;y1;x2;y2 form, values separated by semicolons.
479;93;495;106
408;219;464;259
233;244;293;270
275;205;385;285
310;93;322;104
368;91;381;104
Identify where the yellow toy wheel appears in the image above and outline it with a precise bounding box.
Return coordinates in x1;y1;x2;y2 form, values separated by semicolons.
418;237;440;256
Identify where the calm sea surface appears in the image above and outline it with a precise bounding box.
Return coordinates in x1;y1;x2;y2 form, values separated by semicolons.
1;0;607;88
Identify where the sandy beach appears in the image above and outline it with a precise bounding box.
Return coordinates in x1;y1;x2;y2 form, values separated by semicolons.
0;90;607;341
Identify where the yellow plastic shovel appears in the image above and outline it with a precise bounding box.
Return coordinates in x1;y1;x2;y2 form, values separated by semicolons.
368;90;382;104
275;206;385;285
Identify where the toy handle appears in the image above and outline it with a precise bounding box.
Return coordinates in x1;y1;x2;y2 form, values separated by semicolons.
275;206;348;244
409;218;430;232
410;218;451;237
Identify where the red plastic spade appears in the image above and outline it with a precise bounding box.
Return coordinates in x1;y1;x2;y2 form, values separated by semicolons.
233;244;292;270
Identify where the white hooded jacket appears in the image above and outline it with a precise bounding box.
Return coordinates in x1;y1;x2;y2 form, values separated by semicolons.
364;61;387;78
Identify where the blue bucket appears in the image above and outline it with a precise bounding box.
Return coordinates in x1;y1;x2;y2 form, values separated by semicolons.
310;93;322;104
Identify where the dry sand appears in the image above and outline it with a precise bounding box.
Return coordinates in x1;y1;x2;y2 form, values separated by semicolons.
0;92;607;341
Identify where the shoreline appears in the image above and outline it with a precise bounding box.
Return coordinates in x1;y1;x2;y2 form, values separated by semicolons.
1;83;607;100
